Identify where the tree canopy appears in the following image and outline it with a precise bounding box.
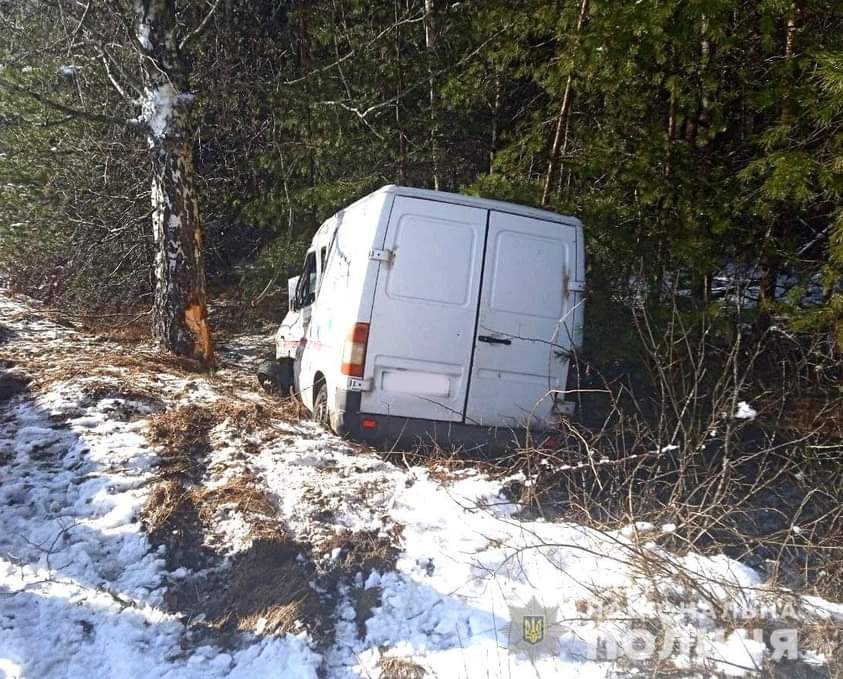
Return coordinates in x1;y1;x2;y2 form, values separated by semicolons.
1;0;841;356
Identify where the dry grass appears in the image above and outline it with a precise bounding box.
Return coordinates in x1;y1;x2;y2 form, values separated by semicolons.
139;403;315;642
194;474;277;520
143;469;288;547
211;391;308;425
146;405;216;447
140;406;217;545
322;527;402;574
272;394;310;422
162;537;313;639
80;318;152;343
765;393;843;440
142;479;191;534
142;400;293;547
141;405;313;640
4;297;330;643
142;402;295;546
208;400;269;432
234;600;306;636
0;370;29;403
377;656;426;679
80;379;161;405
201;386;303;431
194;473;288;542
801;620;843;678
2;347;204;403
208;538;311;637
146;405;216;478
141;477;210;571
324;527;404;639
377;443;507;486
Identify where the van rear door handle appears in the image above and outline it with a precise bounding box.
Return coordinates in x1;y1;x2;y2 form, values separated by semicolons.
478;335;512;346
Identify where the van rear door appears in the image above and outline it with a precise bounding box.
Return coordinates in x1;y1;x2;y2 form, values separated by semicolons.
464;211;580;429
361;196;486;422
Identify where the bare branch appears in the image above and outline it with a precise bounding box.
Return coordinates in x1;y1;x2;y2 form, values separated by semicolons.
69;1;92;46
179;0;222;50
283;12;425;86
0;76;141;130
95;46;139;102
315;26;510;120
105;0;150;57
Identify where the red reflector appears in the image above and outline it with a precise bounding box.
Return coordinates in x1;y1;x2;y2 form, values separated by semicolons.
540;435;560;450
361;417;378;430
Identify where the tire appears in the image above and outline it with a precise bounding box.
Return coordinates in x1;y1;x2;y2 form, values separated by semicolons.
257;359;293;396
312;382;330;429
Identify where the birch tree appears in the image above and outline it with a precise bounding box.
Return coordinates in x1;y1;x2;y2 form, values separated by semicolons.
0;0;216;366
136;0;214;365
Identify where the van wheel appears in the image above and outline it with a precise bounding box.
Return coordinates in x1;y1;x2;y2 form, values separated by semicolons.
312;383;330;429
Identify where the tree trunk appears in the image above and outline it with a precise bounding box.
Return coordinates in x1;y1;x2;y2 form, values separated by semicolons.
149;139;213;364
137;0;214;366
542;0;589;206
758;4;800;318
394;0;406;184
489;72;501;174
424;0;440;190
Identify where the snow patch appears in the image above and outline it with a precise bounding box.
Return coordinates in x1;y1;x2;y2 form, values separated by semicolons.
139;84;177;139
735;401;757;420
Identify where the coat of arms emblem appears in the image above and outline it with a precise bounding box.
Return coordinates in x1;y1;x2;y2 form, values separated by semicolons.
522;614;545;645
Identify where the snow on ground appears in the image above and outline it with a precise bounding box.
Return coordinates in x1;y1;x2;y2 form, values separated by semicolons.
0;297;320;678
337;469;828;677
0;291;839;678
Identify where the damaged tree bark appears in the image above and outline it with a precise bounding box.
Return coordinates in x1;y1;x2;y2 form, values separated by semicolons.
137;0;214;366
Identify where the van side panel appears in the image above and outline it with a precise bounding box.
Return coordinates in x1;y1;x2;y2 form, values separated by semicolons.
360;196;486;422
299;192;389;411
464;211;581;428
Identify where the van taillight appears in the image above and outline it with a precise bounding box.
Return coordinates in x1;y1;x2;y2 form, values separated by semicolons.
341;322;369;378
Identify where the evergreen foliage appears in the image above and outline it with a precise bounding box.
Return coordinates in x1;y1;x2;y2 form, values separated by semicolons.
1;0;841;354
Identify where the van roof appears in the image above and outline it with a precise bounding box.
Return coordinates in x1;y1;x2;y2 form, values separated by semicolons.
366;185;582;227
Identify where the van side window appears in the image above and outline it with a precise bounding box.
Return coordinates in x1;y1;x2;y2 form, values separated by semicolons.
295;251;318;309
319;246;327;277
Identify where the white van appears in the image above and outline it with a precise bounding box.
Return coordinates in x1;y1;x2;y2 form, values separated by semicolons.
258;185;585;449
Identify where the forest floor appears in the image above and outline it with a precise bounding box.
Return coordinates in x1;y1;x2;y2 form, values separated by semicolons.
1;290;841;679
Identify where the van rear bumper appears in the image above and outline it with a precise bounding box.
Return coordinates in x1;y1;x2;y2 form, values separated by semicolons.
332;389;550;453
